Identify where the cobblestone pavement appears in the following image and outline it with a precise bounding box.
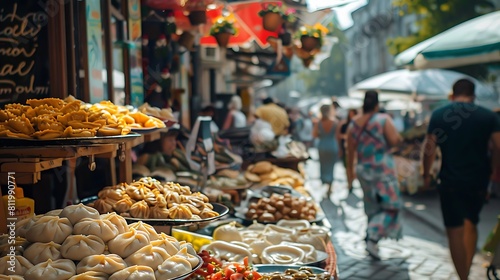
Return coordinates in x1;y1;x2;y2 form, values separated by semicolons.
304;151;494;280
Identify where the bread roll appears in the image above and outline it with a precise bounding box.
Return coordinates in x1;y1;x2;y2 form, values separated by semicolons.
128;222;159;241
24;259;75;280
68;271;108;280
26;216;72;244
60;235;105;261
76;254;127;275
108;228;150;258
59;203;100;225
109;265;155;280
155;256;192;280
23;241;61;265
129;201;150;219
251;161;273;174
124;245;170;269
0;255;33;276
73;218;118;242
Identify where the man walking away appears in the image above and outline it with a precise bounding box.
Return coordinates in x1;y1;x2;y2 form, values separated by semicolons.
422;78;500;280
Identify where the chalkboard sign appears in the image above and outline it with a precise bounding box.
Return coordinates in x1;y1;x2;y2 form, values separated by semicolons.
0;1;50;106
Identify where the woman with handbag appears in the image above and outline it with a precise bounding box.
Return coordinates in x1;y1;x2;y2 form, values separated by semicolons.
346;90;403;259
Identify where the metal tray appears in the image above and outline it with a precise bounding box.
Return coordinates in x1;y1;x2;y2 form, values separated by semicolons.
0;133;141;147
233;211;326;225
124;203;229;226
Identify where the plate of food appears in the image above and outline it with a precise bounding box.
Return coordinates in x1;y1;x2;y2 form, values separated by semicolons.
253;265;333;280
0;133;141;146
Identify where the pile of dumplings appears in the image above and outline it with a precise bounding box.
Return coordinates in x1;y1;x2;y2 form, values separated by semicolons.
92;177;219;220
0;204;200;280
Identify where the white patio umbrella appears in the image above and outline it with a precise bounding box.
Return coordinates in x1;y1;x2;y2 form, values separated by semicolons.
395;11;500;69
348;69;495;101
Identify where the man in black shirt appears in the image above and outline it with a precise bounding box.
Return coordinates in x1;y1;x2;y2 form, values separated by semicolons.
422;78;500;280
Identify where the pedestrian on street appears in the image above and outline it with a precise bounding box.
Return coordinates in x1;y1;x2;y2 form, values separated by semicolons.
338;108;358;169
313;104;340;197
346;90;403;259
422;78;500;280
222;95;247;130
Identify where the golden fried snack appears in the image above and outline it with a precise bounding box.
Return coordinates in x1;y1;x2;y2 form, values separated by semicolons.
4;103;30;116
118;115;135;125
0;109;14;122
25;104;61;120
57;110;89;125
143;117;166;128
67;120;104;130
32;129;64;140
0;129;31;139
129;111;150;125
6;115;35;135
97;125;129;136
63;126;96;138
61;100;82;114
34;117;65;132
27;98;65;109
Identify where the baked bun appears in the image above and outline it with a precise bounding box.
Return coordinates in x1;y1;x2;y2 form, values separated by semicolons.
107;228;150;258
251;161;273;174
68;271;108;280
124;245;170;269
76;254;127;275
100;213;129;234
60;235;105;261
59;203;100;225
23;241;62;265
128;222;159;241
24;259;76;280
73;218;118;242
0;255;33;276
155;255;192;280
25;216;72;244
109;265;155;280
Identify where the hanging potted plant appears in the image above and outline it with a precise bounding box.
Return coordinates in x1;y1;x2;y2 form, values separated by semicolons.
297;23;329;52
185;0;211;25
210;14;238;48
258;3;296;32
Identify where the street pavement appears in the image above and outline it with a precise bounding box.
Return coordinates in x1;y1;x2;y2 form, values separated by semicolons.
304;149;500;280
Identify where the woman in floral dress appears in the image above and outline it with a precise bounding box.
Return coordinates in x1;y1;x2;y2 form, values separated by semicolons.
346;90;403;259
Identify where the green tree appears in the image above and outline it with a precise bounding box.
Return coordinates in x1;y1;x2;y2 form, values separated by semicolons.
387;0;496;55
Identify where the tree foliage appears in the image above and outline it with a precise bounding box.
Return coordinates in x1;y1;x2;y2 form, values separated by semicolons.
387;0;496;55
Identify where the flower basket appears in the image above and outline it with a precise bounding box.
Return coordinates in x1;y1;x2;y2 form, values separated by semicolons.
262;12;283;32
300;36;320;52
188;10;207;25
178;31;195;50
214;32;231;47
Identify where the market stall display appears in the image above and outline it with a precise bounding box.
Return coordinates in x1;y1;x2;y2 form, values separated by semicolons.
0;97;165;140
0;204;201;279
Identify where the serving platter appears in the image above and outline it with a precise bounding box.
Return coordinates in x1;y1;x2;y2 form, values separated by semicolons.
0;133;141;146
233;211;326;225
253;265;333;279
124;203;229;226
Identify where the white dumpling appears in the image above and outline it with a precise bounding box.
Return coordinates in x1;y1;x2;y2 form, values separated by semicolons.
109;265;156;280
155;256;192;280
128;222;159;241
15;216;39;238
24;259;76;280
25;216;72;244
60;235;105;261
150;239;179;256
23;242;61;265
180;242;197;256
59;203;100;225
0;255;33;276
73;218;118;242
100;213;129;234
175;247;199;267
108;229;150;258
76;254;127;275
44;209;63;216
125;245;170;269
0;275;25;280
68;271;108;280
